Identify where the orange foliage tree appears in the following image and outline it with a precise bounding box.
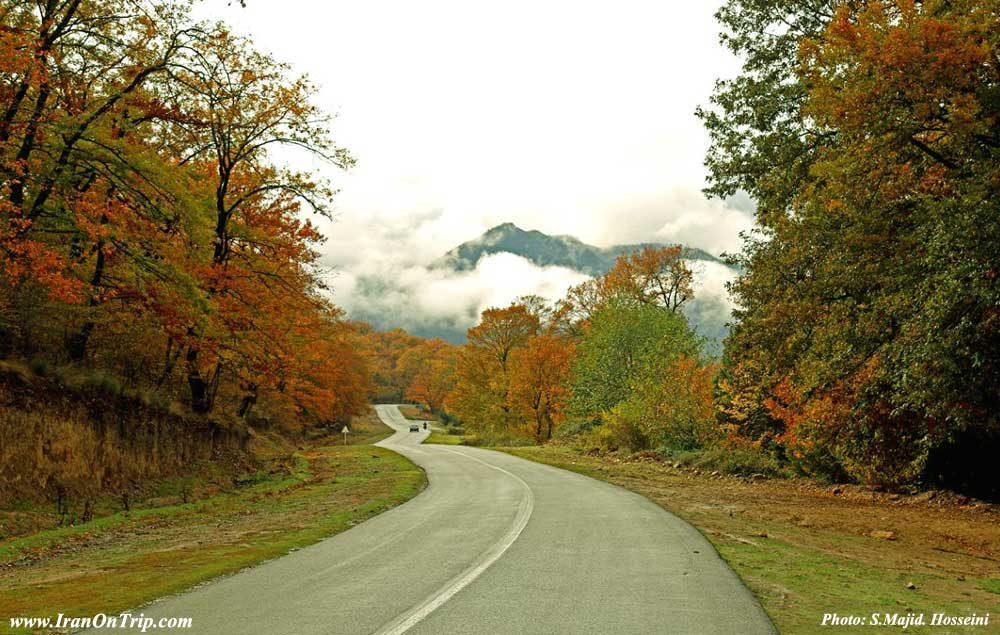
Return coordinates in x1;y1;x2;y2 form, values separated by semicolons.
0;1;372;431
400;338;457;413
450;303;540;436
508;335;574;440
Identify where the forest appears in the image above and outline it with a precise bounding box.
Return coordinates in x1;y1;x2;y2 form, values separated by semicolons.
1;0;998;521
385;0;1000;497
0;0;374;508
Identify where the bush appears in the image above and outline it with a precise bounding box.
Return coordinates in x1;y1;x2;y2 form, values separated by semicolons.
661;441;786;479
30;358;50;376
82;371;121;395
439;411;462;427
554;418;599;438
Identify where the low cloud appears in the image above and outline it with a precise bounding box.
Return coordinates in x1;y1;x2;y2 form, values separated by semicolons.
324;235;588;340
314;192;744;344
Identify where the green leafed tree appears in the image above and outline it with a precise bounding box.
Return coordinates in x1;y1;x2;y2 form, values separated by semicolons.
701;0;1000;489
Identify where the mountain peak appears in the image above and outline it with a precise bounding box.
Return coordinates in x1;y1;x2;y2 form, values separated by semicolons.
434;223;727;277
485;222;521;234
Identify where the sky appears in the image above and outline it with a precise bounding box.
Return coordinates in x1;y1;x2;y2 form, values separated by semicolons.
196;0;751;338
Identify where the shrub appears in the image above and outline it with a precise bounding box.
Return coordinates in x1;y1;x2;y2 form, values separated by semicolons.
554;418;599;438
30;358;50;376
668;442;785;479
439;411;462;427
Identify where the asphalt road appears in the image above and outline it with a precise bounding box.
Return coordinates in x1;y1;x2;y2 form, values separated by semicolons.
89;405;776;635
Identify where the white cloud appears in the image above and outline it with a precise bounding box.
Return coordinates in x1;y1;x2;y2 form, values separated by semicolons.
330;249;588;339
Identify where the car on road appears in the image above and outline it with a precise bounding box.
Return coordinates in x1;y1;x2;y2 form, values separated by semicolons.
409;424;420;432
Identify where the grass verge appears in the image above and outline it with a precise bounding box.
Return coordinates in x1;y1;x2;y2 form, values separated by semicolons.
425;431;464;445
498;445;1000;635
0;415;425;634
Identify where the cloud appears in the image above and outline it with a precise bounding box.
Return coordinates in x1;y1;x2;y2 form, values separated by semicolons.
318;204;738;346
683;261;739;349
319;215;589;339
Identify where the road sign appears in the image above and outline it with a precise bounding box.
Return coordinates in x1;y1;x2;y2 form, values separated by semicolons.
342;425;350;445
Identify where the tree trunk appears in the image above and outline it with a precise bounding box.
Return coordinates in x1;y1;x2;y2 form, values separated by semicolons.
186;345;211;414
66;216;107;361
237;383;257;418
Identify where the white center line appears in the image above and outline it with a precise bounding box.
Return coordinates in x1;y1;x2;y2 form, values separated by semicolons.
371;445;535;635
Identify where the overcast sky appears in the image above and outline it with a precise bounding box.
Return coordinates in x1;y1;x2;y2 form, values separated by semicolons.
196;0;750;337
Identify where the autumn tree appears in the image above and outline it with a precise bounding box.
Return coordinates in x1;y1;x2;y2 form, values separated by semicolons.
703;0;1000;488
1;1;372;432
508;335;574;440
360;328;424;402
466;304;539;373
556;246;695;339
0;1;203;357
159;27;353;413
400;338;456;413
450;303;539;436
604;246;694;313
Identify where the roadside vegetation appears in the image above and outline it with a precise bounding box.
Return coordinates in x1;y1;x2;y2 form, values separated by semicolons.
0;0;374;513
398;404;438;422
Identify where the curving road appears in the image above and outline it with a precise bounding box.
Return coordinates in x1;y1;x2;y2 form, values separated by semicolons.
90;405;776;634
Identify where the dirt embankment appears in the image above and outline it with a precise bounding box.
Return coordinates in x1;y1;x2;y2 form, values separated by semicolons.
0;363;252;524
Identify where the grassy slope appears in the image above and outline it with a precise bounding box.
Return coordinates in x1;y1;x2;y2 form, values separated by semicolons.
499;445;1000;635
0;411;425;634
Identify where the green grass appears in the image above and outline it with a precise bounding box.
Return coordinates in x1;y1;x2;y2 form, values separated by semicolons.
426;430;464;445
981;579;1000;596
0;441;425;634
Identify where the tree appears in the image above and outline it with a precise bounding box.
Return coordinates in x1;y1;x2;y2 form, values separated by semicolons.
567;299;701;423
161;28;353;412
0;1;370;433
466;304;539;373
556;246;695;338
408;357;456;414
605;356;719;452
400;339;456;413
604;246;694;313
450;303;539;436
508;335;574;440
0;1;203;356
360;328;424;402
704;0;1000;487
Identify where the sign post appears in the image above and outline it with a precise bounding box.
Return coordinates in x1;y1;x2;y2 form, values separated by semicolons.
341;425;350;446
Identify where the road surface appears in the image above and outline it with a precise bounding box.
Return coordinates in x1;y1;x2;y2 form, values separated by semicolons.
90;405;775;634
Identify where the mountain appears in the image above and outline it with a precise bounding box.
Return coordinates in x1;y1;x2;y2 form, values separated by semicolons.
434;222;728;276
433;223;737;351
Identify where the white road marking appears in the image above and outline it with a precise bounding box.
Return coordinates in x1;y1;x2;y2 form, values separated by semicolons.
372;442;535;635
